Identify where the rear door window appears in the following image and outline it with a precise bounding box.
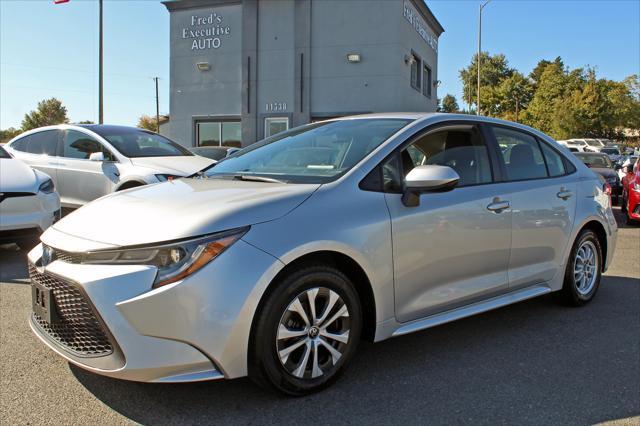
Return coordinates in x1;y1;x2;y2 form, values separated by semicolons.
492;127;547;181
22;130;60;156
539;142;566;177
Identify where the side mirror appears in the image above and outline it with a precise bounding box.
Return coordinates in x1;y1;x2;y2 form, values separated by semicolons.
401;165;460;207
89;152;105;162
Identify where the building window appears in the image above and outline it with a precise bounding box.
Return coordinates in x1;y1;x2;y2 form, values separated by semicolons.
196;121;241;147
265;117;289;138
423;64;432;98
410;52;421;92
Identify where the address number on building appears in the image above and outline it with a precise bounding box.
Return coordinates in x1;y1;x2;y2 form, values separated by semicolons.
265;102;287;112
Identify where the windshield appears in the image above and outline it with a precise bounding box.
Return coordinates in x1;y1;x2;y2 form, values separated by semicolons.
0;146;10;159
585;139;603;147
575;153;612;168
601;148;619;155
91;128;193;158
203;118;411;183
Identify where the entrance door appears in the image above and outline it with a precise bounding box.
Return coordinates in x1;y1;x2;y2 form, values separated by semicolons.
265;117;289;138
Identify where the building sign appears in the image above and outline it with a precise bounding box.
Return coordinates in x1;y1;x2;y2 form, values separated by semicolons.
265;102;288;112
403;1;438;53
181;12;231;50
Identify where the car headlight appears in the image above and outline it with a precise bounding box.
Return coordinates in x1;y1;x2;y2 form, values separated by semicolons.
155;174;181;182
78;227;248;288
38;179;55;194
633;181;640;192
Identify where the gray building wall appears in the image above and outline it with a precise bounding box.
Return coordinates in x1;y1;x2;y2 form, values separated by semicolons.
164;0;443;147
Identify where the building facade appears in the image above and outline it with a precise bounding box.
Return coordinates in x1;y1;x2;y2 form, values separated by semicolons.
163;0;444;147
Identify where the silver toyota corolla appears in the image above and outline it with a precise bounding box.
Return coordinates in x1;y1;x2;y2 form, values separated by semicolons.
28;113;617;395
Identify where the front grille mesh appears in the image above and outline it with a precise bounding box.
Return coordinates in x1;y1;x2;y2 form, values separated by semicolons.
44;245;82;263
30;264;113;357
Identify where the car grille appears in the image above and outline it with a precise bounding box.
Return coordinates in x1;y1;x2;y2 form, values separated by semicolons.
29;264;113;357
43;244;82;263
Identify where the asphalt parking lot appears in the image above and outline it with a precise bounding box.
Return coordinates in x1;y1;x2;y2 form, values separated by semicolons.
1;209;638;425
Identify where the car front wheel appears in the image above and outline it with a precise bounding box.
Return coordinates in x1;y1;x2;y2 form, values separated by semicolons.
560;229;603;306
249;265;362;395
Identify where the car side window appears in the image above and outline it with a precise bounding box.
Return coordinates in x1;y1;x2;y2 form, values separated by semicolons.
63;130;114;160
10;136;29;152
492;126;547;181
18;131;59;156
539;142;566;177
397;127;493;187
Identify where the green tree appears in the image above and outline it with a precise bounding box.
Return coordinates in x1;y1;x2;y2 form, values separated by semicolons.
459;52;513;113
483;71;533;121
21;98;69;131
529;56;564;87
137;115;158;132
75;120;95;124
440;94;459;113
0;127;21;144
521;60;569;135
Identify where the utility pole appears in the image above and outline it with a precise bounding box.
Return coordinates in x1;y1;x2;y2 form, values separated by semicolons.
98;0;104;124
154;77;160;133
477;0;492;116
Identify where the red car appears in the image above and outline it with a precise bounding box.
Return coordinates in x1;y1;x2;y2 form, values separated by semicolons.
621;160;640;225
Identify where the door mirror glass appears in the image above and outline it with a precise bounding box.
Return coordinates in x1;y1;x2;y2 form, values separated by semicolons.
402;165;459;207
89;152;104;162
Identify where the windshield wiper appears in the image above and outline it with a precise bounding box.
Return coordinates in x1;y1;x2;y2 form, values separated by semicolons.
233;174;285;184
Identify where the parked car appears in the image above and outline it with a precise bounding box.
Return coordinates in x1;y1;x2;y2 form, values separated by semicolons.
618;155;638;180
5;125;214;208
28;114;616;395
600;146;621;163
189;146;241;161
0;146;60;250
559;138;603;153
621;159;639;225
573;152;622;204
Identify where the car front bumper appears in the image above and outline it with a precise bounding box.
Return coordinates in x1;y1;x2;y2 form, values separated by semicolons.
27;237;283;382
0;192;60;242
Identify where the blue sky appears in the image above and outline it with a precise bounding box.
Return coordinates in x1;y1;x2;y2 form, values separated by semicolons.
1;0;638;129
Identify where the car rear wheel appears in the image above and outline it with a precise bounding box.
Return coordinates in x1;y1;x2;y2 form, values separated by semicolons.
249;265;362;395
559;229;602;306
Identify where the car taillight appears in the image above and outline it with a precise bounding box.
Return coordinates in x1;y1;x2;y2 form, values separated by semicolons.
603;182;612;197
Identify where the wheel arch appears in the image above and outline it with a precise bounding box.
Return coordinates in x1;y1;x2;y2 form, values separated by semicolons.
578;219;608;272
250;250;378;343
114;179;147;191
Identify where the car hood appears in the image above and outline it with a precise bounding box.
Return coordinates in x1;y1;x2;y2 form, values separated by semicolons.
590;167;618;179
128;156;214;176
0;158;39;192
46;178;319;248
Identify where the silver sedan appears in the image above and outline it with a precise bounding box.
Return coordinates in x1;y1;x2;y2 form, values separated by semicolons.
28;113;617;395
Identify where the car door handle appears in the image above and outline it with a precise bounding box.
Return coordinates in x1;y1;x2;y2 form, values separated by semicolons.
557;189;573;200
487;200;510;212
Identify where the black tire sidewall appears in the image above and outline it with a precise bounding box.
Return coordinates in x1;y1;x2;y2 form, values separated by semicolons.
563;230;602;305
251;265;362;396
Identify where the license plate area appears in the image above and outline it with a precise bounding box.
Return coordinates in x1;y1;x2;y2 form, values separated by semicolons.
32;283;58;324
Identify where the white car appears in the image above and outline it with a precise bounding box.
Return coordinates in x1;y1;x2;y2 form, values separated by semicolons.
5;125;214;208
0;146;60;250
558;139;602;153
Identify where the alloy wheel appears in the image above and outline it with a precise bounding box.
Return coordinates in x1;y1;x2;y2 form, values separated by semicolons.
574;240;598;295
276;287;350;379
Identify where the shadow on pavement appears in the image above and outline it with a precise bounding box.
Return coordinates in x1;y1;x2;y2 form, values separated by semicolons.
71;275;639;425
0;244;29;284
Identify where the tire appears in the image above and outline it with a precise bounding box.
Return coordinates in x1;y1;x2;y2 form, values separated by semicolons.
249;264;362;396
559;229;603;306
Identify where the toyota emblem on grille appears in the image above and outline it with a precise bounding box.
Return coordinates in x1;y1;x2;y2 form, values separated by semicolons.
41;246;53;268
